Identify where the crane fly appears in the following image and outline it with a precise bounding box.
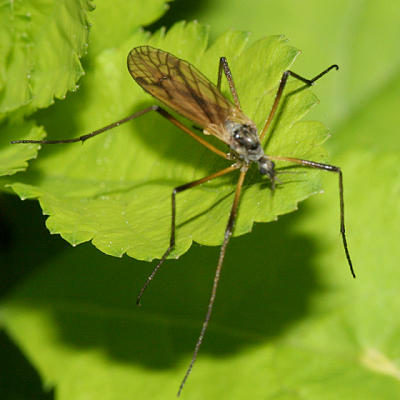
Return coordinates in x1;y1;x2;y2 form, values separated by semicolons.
12;45;355;396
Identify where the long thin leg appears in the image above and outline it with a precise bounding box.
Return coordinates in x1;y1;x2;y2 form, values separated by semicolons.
259;64;339;141
217;57;241;110
178;166;249;397
136;164;240;306
269;155;355;278
11;105;229;160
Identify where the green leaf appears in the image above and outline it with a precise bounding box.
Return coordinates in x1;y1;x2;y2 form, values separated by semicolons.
1;146;399;398
8;22;329;260
0;0;94;113
2;2;400;400
0;114;45;177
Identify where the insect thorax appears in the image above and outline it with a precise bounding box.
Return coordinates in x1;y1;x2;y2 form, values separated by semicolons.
224;119;275;179
224;119;263;161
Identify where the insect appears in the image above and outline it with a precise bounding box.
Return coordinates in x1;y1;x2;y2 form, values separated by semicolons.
13;46;355;395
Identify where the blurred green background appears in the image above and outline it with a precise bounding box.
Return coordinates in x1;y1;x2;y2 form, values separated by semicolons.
1;1;399;399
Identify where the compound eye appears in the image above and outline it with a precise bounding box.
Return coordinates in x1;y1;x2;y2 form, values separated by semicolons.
233;131;243;142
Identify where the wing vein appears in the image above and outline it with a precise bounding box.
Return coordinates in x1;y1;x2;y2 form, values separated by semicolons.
127;46;245;145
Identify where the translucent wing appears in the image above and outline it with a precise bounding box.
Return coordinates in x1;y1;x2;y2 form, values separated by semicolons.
127;46;238;139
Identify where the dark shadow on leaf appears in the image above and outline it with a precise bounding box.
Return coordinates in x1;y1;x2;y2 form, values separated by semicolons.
10;206;323;370
0;195;66;297
0;330;54;400
0;195;64;399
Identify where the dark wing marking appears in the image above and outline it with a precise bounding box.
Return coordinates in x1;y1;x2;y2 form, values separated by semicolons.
127;46;236;135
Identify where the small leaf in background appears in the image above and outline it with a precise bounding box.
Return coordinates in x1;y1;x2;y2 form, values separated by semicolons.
0;114;45;177
0;0;171;180
0;0;93;113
